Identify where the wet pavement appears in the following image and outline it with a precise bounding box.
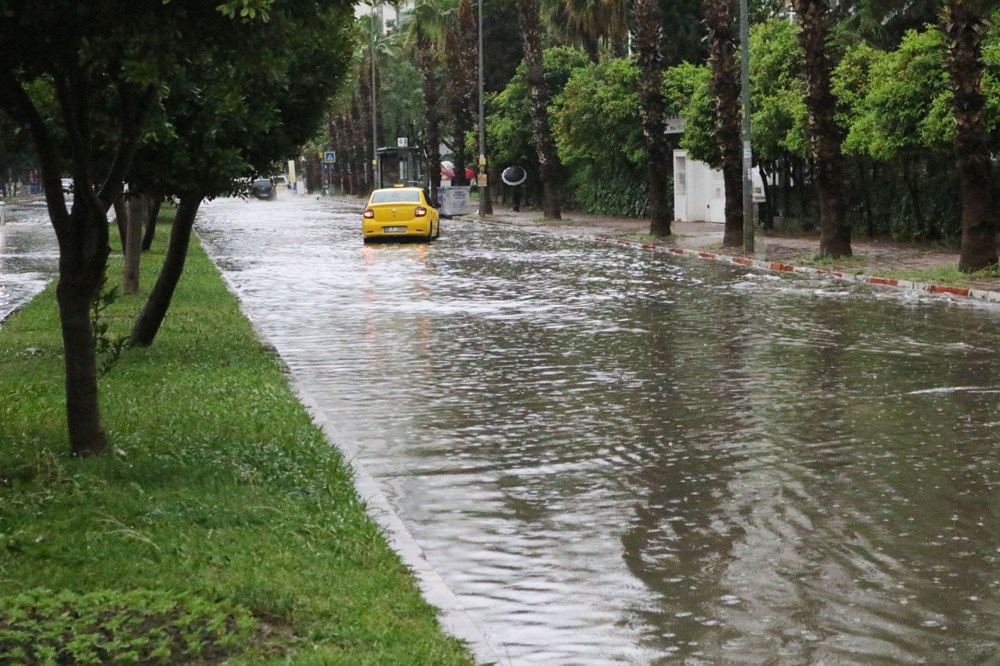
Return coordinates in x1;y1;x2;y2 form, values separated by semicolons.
4;194;1000;664
0;200;59;325
194;195;1000;665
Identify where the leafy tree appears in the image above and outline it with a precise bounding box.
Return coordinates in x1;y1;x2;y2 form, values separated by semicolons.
0;0;348;455
555;58;646;214
660;0;710;63
556;59;644;173
841;0;941;48
0;113;38;187
835;28;956;238
663;62;717;164
128;1;355;347
0;1;200;455
488;47;588;208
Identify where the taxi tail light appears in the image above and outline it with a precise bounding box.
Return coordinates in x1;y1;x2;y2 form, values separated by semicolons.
414;206;427;217
363;208;375;219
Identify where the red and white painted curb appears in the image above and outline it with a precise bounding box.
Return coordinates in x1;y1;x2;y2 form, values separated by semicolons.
595;237;1000;306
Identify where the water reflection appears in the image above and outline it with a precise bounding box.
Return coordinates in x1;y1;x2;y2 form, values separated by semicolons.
197;197;1000;664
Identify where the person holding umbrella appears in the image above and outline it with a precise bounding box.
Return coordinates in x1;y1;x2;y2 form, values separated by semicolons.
501;165;526;212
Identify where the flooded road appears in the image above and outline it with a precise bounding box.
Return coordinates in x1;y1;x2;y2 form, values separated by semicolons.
0;201;58;325
4;193;999;663
203;196;994;663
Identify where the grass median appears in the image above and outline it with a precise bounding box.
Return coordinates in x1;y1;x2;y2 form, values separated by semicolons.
0;213;474;665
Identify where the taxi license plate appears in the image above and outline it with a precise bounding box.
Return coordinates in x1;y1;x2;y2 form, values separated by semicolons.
382;226;406;233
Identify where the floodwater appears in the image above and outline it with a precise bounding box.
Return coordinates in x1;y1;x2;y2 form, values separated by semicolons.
0;201;58;325
7;194;999;663
195;196;1000;664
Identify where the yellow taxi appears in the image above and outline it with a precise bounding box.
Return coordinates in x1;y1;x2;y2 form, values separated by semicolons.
362;186;440;243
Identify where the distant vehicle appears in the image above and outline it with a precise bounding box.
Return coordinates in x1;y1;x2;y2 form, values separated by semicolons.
362;186;440;243
272;175;288;192
61;178;73;194
251;178;275;200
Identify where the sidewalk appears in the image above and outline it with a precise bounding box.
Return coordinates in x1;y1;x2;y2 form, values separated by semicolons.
473;206;1000;305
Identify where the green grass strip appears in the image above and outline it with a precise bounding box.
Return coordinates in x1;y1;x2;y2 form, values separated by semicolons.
0;213;474;665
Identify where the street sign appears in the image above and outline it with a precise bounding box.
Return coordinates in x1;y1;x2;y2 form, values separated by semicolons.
323;151;336;163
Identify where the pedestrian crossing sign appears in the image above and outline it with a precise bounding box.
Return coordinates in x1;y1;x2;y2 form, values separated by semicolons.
323;151;336;163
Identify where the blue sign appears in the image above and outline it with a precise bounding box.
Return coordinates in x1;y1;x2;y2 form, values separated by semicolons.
323;151;336;163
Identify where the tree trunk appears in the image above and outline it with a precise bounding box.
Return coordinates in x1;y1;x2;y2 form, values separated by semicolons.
518;0;562;219
632;0;672;237
446;0;477;188
113;196;128;250
942;0;999;272
56;201;110;457
129;195;203;347
141;196;161;251
704;0;743;247
793;0;851;258
901;158;926;235
123;193;145;295
857;160;874;237
417;36;443;206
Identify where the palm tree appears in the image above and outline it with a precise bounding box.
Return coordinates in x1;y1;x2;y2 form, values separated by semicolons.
444;0;478;187
631;0;671;236
792;0;851;258
400;0;454;204
846;0;940;48
517;0;563;219
942;0;998;273
703;0;743;247
543;0;628;62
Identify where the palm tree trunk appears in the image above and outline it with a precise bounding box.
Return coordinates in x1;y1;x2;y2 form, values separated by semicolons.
517;0;562;219
942;0;998;272
633;0;672;236
704;0;743;247
793;0;851;258
417;35;443;204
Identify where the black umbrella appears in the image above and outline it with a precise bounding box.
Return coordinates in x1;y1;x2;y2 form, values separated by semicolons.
501;165;526;186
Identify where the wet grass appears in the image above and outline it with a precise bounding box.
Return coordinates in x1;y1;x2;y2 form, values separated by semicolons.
0;215;474;665
888;264;1000;287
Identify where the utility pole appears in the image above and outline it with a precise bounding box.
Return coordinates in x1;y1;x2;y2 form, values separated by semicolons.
740;0;754;253
371;3;380;190
477;0;492;215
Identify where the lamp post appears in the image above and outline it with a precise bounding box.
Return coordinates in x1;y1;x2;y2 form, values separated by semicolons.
477;0;492;215
740;0;753;253
371;2;380;190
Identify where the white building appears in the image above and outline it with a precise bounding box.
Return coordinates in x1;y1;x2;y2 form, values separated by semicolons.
672;149;765;224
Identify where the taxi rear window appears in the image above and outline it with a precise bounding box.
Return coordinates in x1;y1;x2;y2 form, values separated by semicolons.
370;190;420;204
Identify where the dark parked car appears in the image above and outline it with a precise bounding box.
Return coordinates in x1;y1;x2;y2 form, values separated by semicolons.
251;178;275;200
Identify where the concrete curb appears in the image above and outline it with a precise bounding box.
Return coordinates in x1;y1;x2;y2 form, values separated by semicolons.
594;238;1000;306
